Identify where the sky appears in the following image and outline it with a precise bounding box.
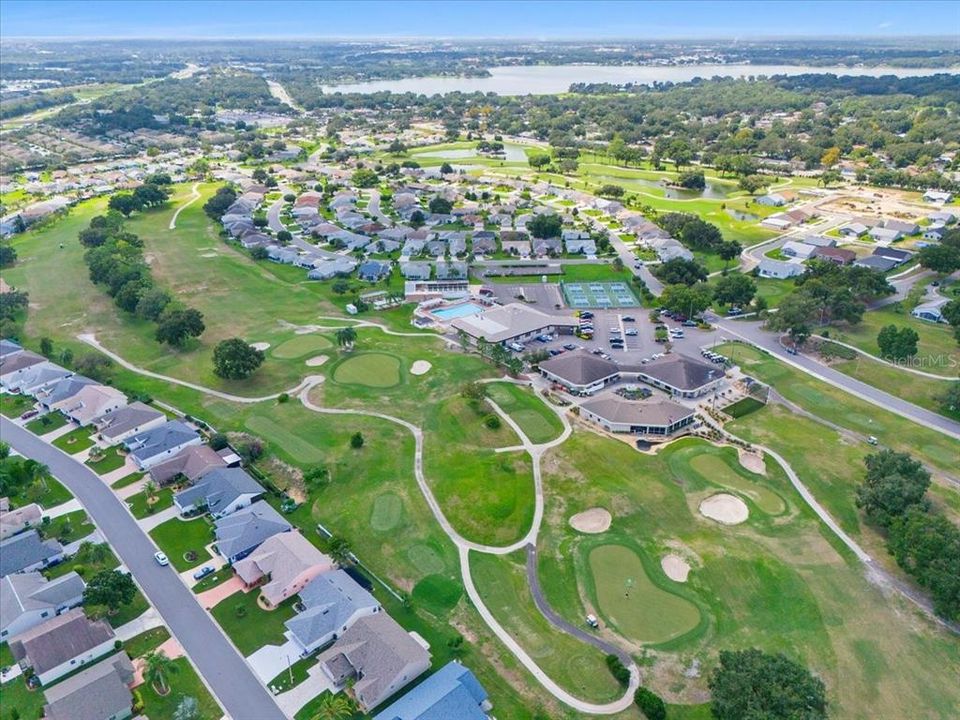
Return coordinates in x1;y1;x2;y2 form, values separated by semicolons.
2;1;958;39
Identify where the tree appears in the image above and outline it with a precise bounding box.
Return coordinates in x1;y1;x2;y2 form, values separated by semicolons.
677;170;705;190
659;283;713;317
39;337;53;357
714;273;756;307
428;196;453;215
918;244;960;274
83;570;137;613
156;308;205;346
527;213;562;239
350;431;364;449
132;183;169;209
876;324;919;361
0;245;16;267
708;648;828;720
203;186;237;220
717;240;742;269
135;287;171;321
439;162;454;175
653;258;708;286
212;338;265;380
887;507;960;621
738;175;768;194
276;229;292;243
387;138;406;155
936;382;960;415
821;146;841;167
108;193;140;216
667;138;693;169
410;209;425;227
310;693;355;720
327;536;353;565
598;183;625;198
634;687;667;720
336;326;357;349
144;650;178;695
528;153;551;169
351;169;378;188
788;323;811;347
856;449;931;527
173;696;200;720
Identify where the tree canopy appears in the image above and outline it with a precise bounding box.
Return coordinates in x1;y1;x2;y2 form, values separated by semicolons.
212;338;265;380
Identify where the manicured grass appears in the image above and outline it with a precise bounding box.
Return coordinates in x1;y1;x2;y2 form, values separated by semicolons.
589;544;701;643
267;655;314;693
271;334;333;359
25;412;68;434
722;395;765;418
88;588;151;629
111;471;145;489
0;641;14;668
148;517;213;571
686;452;786;515
210;591;296;656
294;691;364;720
85;447;128;474
7;476;73;510
0;392;35;418
190;566;233;594
51;425;95;453
831;355;959;420
0;676;46;719
127;487;173;519
485;382;564;444
332;352;402;388
139;656;222;720
46;541;120;579
123;626;170;659
41;509;94;544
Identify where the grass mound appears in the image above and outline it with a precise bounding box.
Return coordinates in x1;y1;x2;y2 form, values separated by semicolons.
333;353;401;388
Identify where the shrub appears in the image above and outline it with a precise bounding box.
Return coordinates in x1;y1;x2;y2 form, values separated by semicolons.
483;414;502;430
605;654;631;686
634;687;667;720
234;603;247;618
277;393;289;404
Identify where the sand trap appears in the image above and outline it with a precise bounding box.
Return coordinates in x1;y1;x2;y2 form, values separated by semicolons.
200;252;218;258
410;360;432;376
305;354;328;367
251;342;271;351
661;554;691;583
699;494;749;525
569;507;612;534
738;448;767;475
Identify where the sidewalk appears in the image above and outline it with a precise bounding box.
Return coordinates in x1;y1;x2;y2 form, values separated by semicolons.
115;606;165;641
44;497;82;518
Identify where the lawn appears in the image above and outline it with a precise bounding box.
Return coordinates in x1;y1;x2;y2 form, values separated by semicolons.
0;392;35;418
7;476;73;510
46;541;120;579
271;334;333;359
485;382;565;444
25;412;68;435
267;655;315;693
190;566;233;594
85;447;129;474
87;588;151;629
721;395;765;418
111;471;145;489
148;517;213;571
138;657;222;720
332;352;402;388
0;676;46;720
128;487;174;519
123;626;170;659
0;641;14;667
51;425;95;453
41;509;94;544
830;355;959;420
210;591;296;656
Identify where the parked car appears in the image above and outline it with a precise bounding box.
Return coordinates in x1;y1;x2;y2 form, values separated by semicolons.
682;320;697;327
154;552;169;567
563;343;577;351
193;565;215;580
622;316;636;322
624;329;638;336
508;342;525;352
19;409;39;420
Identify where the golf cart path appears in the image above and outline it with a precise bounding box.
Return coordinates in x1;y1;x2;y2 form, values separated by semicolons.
169;182;202;230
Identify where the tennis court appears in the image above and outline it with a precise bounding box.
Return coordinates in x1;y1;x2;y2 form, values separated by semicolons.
562;281;640;308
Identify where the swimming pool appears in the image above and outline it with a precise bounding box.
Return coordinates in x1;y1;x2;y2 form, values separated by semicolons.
432;302;486;320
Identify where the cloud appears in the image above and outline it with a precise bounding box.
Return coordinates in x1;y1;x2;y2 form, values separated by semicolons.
877;21;893;28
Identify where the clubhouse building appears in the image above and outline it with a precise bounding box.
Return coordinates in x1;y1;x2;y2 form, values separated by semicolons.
450;303;577;346
580;397;696;436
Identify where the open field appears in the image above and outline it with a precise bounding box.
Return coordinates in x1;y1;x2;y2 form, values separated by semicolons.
830;355;958;420
485;382;565;444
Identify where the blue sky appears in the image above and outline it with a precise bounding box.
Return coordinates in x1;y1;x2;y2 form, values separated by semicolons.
2;1;957;39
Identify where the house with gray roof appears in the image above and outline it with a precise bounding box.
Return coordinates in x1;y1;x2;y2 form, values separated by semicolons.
214;500;291;563
471;233;497;255
424;240;447;257
149;444;228;486
539;351;620;395
42;652;134;720
0;529;64;577
868;226;901;244
631;354;723;398
0;571;85;640
286;569;382;655
5;362;72;395
565;238;597;255
174;467;264;518
317;612;431;711
0;501;42;540
34;375;98;410
757;258;805;279
580;397;696;436
854;255;899;272
358;260;391;282
92;401;166;445
402;239;426;256
884;219;919;236
372;661;490;720
308;257;358;280
0;339;22;358
124;420;202;470
0;350;47;390
400;262;431;281
10;608;115;685
435;261;468;281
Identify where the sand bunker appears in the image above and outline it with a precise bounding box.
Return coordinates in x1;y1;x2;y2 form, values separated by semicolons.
738;448;767;475
251;342;271;351
305;355;328;367
661;554;691;583
410;360;432;376
569;507;612;534
200;252;218;258
699;494;749;525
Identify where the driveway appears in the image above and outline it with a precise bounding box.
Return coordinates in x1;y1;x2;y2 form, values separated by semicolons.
136;504;179;532
0;418;286;720
276;662;338;716
196;575;244;610
248;639;303;684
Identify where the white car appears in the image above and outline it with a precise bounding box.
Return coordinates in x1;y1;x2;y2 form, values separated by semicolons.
154;552;169;567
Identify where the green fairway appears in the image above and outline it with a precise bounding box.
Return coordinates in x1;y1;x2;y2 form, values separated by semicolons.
589;544;701;643
830;355;959;420
332;352;402;387
148;517;213;571
272;334;333;359
686;452;786;515
485;382;564;444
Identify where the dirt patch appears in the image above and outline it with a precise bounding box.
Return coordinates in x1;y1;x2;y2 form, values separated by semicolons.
738;448;767;475
410;360;432;376
305;354;328;367
699;493;749;525
250;342;271;351
661;554;691;582
569;507;612;534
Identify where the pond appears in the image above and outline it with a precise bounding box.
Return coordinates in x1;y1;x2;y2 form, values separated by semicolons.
321;63;956;96
726;208;761;222
594;174;733;200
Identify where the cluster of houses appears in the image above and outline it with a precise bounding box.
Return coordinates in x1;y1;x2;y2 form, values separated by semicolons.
757;235;917;280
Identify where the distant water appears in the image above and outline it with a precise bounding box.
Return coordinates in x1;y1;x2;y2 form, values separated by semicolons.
321;63;957;96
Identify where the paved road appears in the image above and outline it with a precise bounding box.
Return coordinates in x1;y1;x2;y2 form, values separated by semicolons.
366;190;389;223
1;418;286;720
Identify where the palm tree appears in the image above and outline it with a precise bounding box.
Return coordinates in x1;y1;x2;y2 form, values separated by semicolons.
143;479;158;501
336;326;357;350
311;693;355;720
475;337;489;358
327;536;353;566
144;650;178;695
24;459;49;492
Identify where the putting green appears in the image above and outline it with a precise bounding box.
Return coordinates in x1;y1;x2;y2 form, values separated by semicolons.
589;544;700;644
689;453;785;515
370;493;403;531
272;334;333;359
407;544;447;575
333;353;401;387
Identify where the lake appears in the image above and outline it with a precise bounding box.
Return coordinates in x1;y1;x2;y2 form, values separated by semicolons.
321;63;957;96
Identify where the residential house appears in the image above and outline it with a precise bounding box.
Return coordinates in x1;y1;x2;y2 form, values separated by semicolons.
923;189;953;204
470;232;497;255
760;216;793;231
173;467;265;518
0;501;42;540
0;530;64;576
372;661;491;720
912;299;948;323
435;261;468;281
400;262;431;281
424;241;447;258
923;227;945;242
0;350;48;390
42;652;134;720
884;219;919;236
402;239;426;256
58;384;127;426
839;223;868;237
149;444;228;486
812;246;856;265
317;612;431;711
780;241;817;260
35;376;97;411
0;571;85;640
214;500;292;563
308;257;358;280
4;362;72;395
927;211;956;225
285;569;382;656
358;260;391;282
854;255;899;272
234;531;334;607
872;246;914;265
9;608;115;685
868;226;901;244
756;194;786;207
797;235;835;248
500;240;531;257
565;238;598;255
124;420;202;470
0;338;23;358
92;401;166;445
757;258;805;279
532;237;562;257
